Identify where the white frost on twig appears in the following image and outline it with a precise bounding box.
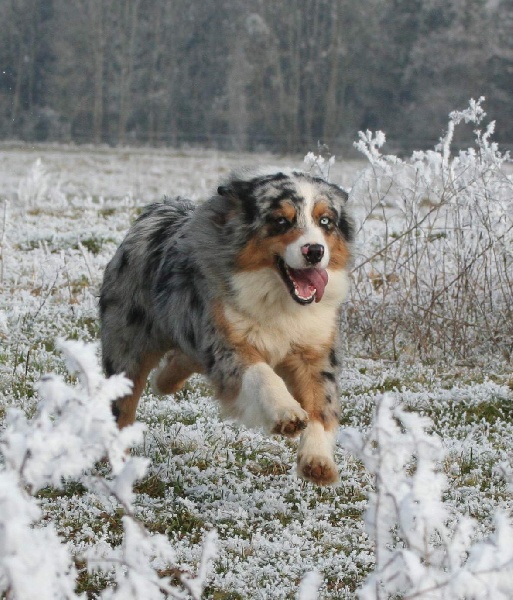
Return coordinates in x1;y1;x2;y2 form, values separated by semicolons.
0;340;217;599
339;393;513;600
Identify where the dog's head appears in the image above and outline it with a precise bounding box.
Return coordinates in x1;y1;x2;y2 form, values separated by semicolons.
216;169;353;306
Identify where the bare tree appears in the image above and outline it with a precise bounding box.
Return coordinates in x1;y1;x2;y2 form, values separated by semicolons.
117;0;141;144
91;0;106;144
227;36;250;150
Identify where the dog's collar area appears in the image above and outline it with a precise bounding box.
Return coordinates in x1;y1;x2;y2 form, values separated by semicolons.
275;256;328;304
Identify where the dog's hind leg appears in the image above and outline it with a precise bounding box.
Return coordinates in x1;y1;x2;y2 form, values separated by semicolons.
151;349;203;395
112;352;162;428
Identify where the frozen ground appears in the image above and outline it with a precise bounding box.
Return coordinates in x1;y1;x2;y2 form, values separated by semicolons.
0;143;512;598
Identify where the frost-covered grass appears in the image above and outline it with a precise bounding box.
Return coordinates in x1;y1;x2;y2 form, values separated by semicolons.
1;109;513;599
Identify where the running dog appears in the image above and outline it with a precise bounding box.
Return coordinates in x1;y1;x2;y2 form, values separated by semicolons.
100;168;354;485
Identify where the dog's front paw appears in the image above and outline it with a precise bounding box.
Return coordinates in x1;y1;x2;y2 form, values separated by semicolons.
298;454;339;486
271;406;309;438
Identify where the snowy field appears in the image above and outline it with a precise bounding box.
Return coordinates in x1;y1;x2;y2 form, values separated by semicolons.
1;109;513;599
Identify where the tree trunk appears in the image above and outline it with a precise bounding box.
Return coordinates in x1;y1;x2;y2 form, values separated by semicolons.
118;0;140;145
323;4;343;144
92;0;105;144
227;37;249;150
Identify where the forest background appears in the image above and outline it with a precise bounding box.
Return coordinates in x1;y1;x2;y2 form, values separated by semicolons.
1;0;513;154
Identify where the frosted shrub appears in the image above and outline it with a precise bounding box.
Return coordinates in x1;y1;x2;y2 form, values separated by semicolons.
17;158;67;208
339;394;513;600
348;98;513;361
304;147;336;180
90;525;217;600
0;470;78;600
0;340;216;599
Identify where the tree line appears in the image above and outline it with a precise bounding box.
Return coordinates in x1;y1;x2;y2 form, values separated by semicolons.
1;0;512;153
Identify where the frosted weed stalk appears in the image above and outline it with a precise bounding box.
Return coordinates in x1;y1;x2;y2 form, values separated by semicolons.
348;98;513;361
0;340;216;600
340;394;513;600
16;158;66;208
304;143;336;180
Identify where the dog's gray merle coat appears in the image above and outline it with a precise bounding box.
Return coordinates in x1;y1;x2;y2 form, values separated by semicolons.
100;168;354;485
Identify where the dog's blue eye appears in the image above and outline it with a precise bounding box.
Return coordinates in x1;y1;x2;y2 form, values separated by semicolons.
319;216;331;228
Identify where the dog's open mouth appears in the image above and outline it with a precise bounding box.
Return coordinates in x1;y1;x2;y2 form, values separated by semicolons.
276;257;328;305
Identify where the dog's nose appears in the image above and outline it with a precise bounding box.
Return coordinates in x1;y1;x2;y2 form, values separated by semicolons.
301;243;324;264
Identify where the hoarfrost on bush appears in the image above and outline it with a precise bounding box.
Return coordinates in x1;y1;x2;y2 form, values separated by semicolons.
0;340;217;599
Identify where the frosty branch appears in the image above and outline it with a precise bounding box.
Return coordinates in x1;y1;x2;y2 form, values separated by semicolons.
339;394;513;600
0;340;217;600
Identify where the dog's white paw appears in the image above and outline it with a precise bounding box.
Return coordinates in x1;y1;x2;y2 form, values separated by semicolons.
271;406;309;438
297;454;339;486
236;363;308;434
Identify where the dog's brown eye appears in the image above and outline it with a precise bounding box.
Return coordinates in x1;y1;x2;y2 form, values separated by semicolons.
267;215;293;236
276;216;291;228
271;215;293;233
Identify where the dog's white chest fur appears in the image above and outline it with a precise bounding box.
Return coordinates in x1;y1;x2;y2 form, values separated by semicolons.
225;268;349;366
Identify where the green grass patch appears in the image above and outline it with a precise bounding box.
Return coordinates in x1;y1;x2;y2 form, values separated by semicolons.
74;236;115;256
134;474;167;498
36;481;88;500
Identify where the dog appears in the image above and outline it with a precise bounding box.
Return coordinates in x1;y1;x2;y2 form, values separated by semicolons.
100;168;354;485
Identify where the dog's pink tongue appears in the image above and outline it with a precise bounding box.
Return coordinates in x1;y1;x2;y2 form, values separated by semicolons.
290;268;329;302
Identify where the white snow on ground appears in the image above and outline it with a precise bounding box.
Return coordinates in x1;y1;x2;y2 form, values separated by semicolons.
0;137;512;598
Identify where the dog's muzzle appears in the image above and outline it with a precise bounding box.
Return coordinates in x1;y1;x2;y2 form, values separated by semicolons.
276;256;329;305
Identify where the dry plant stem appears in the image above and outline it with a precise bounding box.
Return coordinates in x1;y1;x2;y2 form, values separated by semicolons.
0;200;8;284
349;111;513;361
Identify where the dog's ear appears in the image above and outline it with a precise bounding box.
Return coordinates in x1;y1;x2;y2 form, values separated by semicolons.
326;182;349;204
217;180;253;201
338;187;349;203
217;180;258;224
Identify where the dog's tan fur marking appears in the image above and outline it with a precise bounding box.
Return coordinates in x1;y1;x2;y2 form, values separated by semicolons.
114;352;163;428
212;302;314;436
272;202;297;222
312;200;335;222
235;229;303;272
327;236;350;269
152;350;202;395
276;343;341;485
277;343;339;430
